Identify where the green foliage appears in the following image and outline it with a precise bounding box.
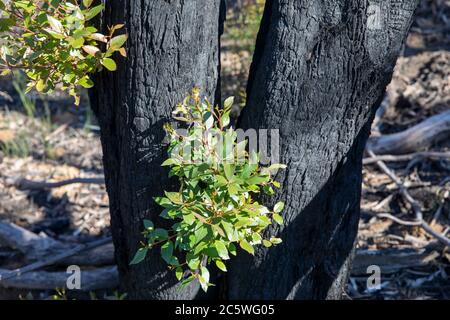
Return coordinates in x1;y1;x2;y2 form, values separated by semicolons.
0;0;127;105
130;88;286;292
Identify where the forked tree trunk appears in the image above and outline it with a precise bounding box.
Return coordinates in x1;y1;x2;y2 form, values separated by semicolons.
231;0;419;299
90;0;225;299
91;0;419;299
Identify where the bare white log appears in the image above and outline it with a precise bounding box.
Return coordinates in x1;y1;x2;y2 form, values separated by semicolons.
0;236;112;282
367;109;450;155
352;248;440;275
0;266;118;290
0;222;68;260
0;221;114;266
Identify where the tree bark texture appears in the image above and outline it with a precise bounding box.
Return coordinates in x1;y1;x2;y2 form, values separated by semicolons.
90;0;225;299
231;0;419;299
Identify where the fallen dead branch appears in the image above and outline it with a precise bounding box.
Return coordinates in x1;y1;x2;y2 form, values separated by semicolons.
0;221;116;290
363;151;450;165
363;210;422;226
0;236;112;282
0;266;118;290
0;221;114;266
367;149;450;247
14;177;105;191
352;247;440;275
0;222;68;260
367;109;450;155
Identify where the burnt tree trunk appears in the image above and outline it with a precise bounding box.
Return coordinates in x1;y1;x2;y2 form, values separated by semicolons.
230;0;419;299
90;0;225;299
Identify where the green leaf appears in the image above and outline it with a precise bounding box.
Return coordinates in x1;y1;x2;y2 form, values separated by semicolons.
0;69;11;76
47;15;64;34
228;243;237;256
270;237;283;245
223;164;234;181
203;111;214;130
78;76;94;89
246;175;269;185
161;241;174;264
273;213;284;225
221;113;230;128
101;58;117;71
36;79;45;92
274;201;285;213
175;267;183;281
239;240;254;255
43;28;65;39
183;213;196;225
223;96;234;111
153;228;169;240
83;0;95;7
161;158;177;166
221;221;237;241
193;226;208;246
215;260;227;272
0;18;15;32
154;196;172;207
84;4;104;21
264;163;287;173
194;242;207;255
215;241;230;260
199;266;210;291
165;191;182;204
129;247;148;265
186;254;200;270
69;37;85;49
109;34;128;50
215;175;228;187
143;219;154;230
263;240;272;248
227;183;239;195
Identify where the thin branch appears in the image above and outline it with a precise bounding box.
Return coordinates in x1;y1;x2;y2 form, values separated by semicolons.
363;151;450;165
367;149;450;247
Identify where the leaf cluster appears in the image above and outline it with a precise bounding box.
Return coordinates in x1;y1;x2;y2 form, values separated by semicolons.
0;0;127;104
130;89;286;292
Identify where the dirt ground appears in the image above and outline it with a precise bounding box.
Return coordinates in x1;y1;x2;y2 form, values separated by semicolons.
0;0;449;300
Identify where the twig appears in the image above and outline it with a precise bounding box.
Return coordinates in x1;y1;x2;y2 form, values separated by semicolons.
367;149;450;247
364;211;422;226
0;237;112;282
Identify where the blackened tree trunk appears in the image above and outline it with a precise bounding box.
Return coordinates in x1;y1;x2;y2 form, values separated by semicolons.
230;0;419;299
90;0;225;299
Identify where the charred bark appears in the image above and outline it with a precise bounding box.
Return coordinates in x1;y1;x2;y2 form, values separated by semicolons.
230;0;419;299
90;0;224;299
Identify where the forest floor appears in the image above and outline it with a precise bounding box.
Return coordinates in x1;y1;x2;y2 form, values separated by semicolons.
0;0;449;300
